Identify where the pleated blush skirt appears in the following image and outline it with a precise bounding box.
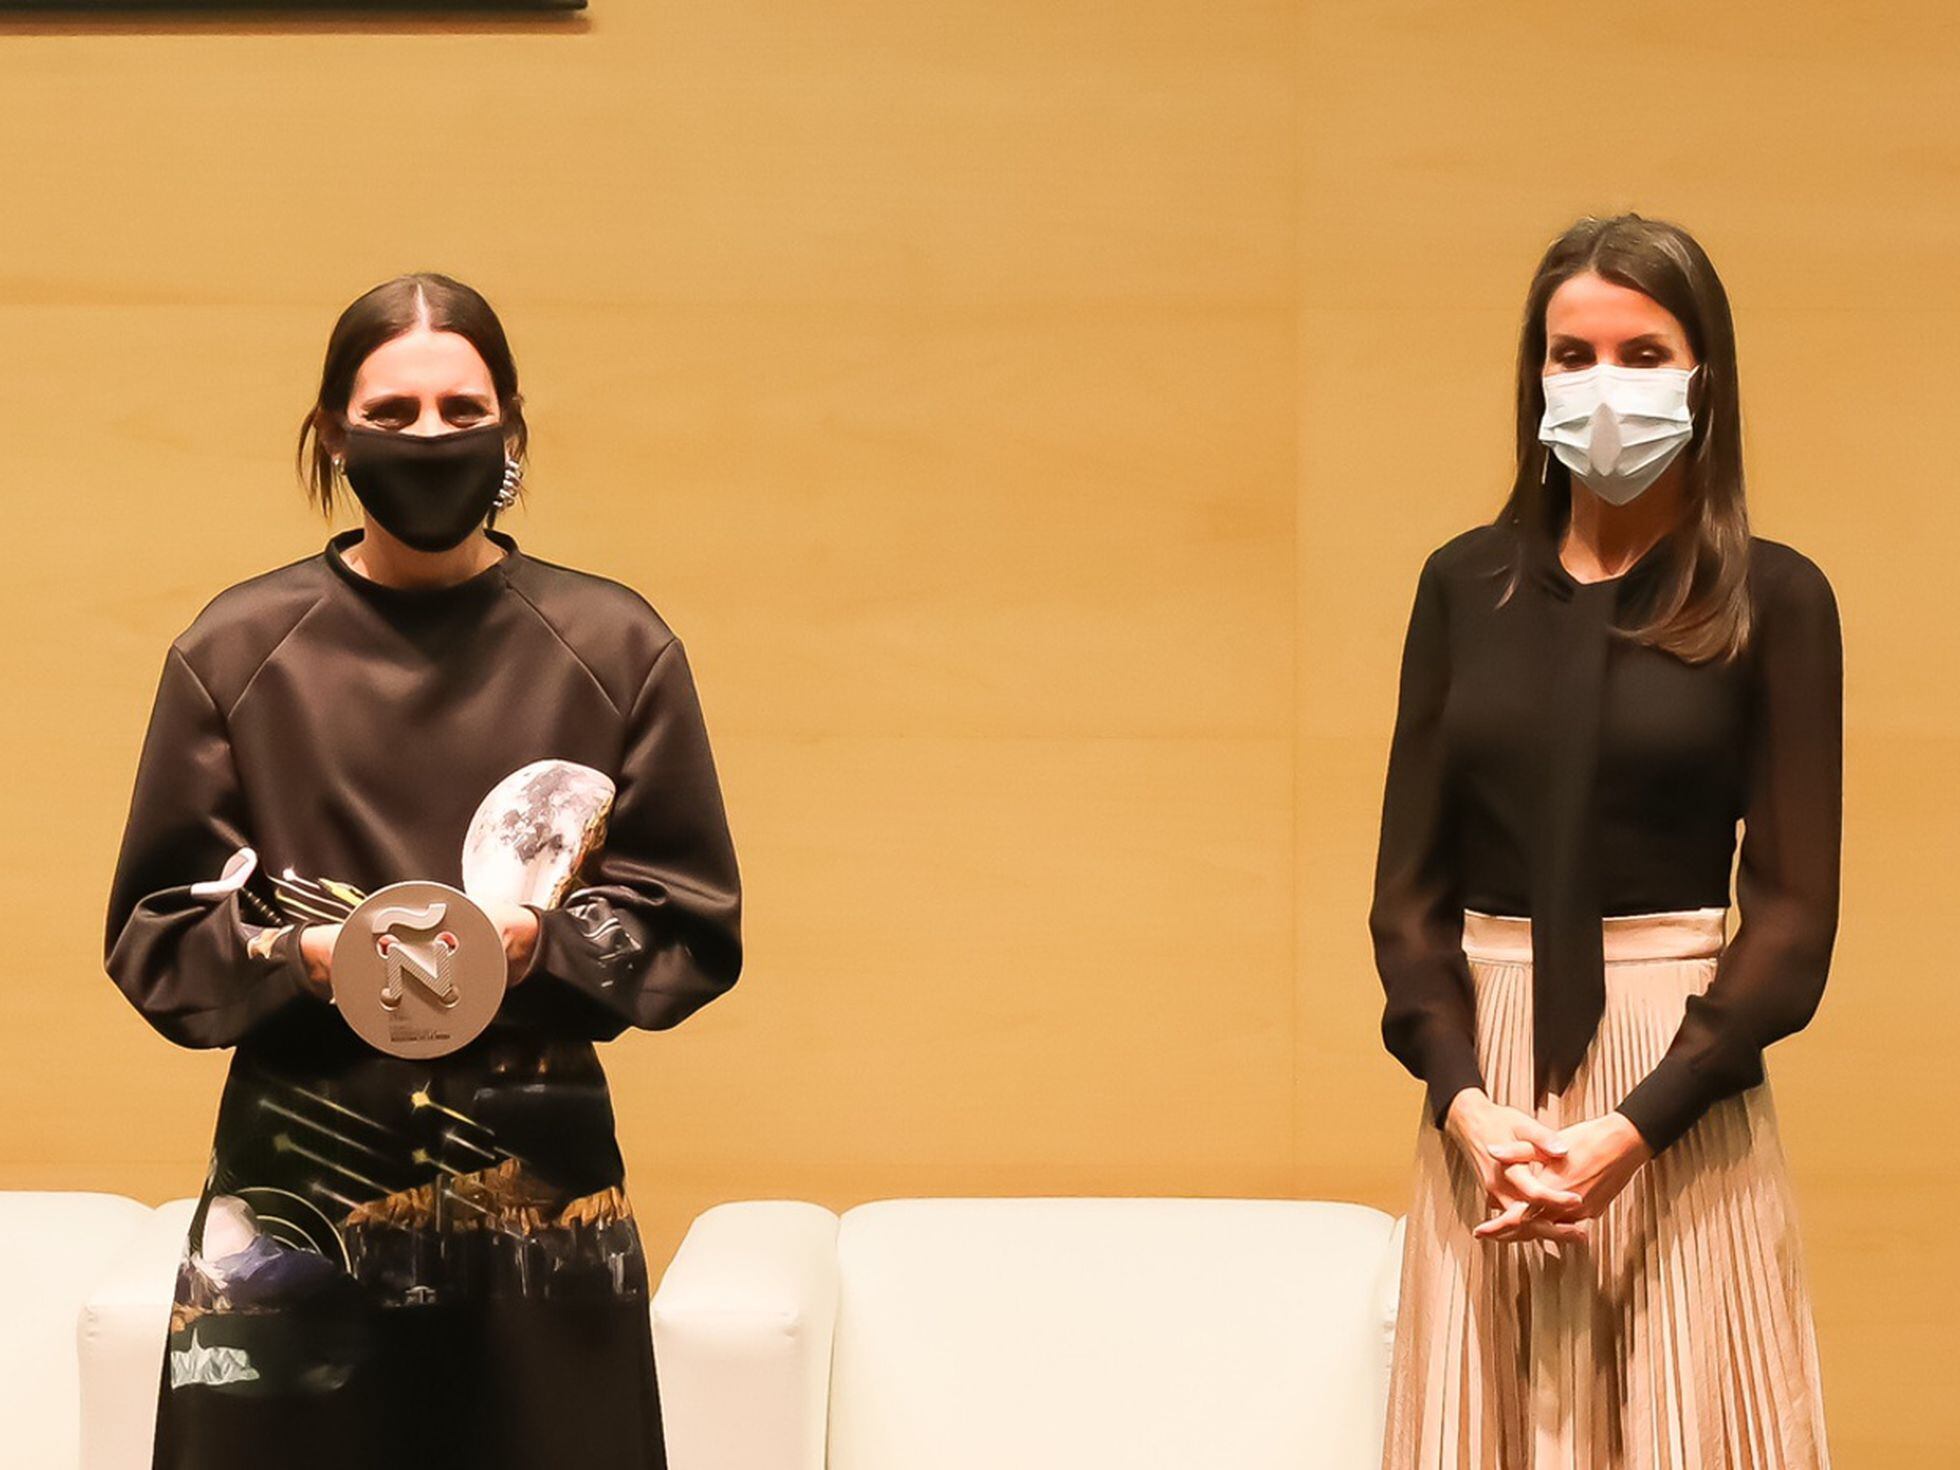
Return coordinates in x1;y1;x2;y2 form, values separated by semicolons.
1381;907;1831;1470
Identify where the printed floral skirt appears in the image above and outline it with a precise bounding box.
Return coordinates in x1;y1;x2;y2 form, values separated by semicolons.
150;1031;665;1469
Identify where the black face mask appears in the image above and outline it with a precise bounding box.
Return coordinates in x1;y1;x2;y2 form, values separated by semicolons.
341;423;508;553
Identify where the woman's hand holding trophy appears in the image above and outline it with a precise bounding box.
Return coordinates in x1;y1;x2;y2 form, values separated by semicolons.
292;759;614;1056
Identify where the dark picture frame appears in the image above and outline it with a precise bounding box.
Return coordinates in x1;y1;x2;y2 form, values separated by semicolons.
0;1;585;10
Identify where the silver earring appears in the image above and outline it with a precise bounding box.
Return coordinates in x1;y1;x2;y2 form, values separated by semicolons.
493;455;522;510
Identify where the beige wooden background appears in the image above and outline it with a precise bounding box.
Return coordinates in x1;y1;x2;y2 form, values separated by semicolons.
0;3;1952;1459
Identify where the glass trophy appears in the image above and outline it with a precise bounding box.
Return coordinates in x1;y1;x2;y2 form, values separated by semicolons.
309;758;616;1058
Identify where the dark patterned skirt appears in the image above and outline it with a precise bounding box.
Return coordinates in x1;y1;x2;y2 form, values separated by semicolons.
150;1030;664;1469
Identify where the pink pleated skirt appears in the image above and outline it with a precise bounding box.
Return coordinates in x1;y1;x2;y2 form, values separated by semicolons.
1381;907;1831;1469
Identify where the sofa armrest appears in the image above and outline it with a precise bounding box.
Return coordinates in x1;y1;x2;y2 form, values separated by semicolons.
77;1198;199;1470
651;1201;841;1470
1368;1213;1408;1458
0;1191;153;1470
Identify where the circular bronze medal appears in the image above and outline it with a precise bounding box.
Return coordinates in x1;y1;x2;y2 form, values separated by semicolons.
329;880;507;1058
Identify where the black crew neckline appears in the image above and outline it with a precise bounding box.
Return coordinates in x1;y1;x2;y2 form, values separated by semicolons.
1524;514;1677;603
325;527;521;609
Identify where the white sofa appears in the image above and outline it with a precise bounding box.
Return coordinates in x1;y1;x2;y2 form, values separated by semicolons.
77;1198;201;1470
0;1191;156;1470
652;1197;1408;1470
10;1191;1406;1470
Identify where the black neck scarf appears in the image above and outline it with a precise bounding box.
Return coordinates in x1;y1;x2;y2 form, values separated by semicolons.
1519;516;1680;1106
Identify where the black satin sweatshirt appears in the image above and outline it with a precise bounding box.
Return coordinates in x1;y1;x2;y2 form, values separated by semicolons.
101;527;741;1470
1367;515;1841;1157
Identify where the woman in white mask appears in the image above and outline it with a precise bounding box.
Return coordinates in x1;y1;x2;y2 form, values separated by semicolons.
1370;214;1840;1466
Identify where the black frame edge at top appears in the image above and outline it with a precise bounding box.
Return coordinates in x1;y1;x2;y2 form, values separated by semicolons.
0;1;587;11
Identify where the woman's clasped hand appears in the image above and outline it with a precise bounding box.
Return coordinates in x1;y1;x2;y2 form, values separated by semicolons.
1444;1088;1656;1247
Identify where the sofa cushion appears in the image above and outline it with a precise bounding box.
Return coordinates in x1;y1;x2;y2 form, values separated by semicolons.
827;1197;1400;1470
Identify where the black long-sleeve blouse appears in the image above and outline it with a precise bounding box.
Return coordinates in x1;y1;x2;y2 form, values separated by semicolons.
102;527;743;1064
107;529;744;1465
1368;517;1842;1156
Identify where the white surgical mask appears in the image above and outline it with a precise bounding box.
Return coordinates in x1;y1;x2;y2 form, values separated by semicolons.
1537;362;1699;505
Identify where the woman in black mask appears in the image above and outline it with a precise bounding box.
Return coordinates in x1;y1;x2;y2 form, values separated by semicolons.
104;272;743;1470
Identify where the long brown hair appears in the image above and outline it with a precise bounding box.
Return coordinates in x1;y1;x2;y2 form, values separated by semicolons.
1496;214;1751;664
296;272;529;526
